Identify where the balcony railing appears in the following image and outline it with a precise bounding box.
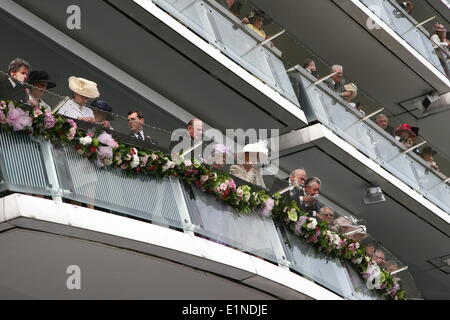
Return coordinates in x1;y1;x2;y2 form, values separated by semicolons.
145;0;450;205
0;122;421;299
149;0;301;107
360;0;450;78
290;66;450;215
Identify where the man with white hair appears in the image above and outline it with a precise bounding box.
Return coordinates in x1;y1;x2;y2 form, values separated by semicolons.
324;65;352;99
375;113;395;136
297;177;322;217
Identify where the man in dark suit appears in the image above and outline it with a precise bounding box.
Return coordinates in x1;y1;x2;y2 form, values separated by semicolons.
323;65;352;99
127;110;156;145
297;177;322;217
169;118;205;161
0;58;30;103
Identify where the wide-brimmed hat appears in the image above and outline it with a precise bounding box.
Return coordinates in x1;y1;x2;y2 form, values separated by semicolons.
237;141;269;164
90;99;114;121
28;70;56;89
247;10;271;24
395;123;416;138
433;23;447;32
420;146;437;156
68;76;100;99
344;83;358;99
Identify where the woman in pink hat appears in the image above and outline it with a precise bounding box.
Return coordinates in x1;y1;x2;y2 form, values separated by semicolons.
395;124;417;148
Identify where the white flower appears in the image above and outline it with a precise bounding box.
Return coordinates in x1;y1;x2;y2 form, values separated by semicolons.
79;136;93;146
150;154;159;161
306;218;318;230
130;155;140;168
162;160;175;172
352;257;363;265
365;264;382;290
103;158;113;166
200;175;209;184
236;189;244;197
184;160;192;167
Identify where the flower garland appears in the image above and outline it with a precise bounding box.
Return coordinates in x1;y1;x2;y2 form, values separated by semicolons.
0;101;406;300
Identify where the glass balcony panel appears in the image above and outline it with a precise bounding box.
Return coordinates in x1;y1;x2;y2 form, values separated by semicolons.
429;183;450;213
281;225;355;299
266;53;299;104
182;182;284;264
207;9;278;87
52;144;184;228
0;129;52;196
342;261;385;300
158;0;219;45
360;0;446;74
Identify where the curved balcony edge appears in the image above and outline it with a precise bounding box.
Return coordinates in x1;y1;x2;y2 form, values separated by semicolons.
0;193;342;300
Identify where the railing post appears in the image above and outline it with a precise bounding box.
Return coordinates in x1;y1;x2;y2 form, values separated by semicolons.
388;141;427;162
343;108;384;131
169;176;197;236
39;140;63;202
401;16;436;37
240;30;286;58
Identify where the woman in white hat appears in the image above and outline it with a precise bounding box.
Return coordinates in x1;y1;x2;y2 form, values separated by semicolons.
229;141;268;188
57;76;100;122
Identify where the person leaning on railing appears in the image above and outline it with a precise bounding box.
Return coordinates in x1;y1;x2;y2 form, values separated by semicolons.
375;114;396;137
57;76;99;123
303;59;319;78
420;147;439;171
394;123;417;148
431;23;449;51
343;83;366;115
229;141;268;189
91;99;114;130
397;0;414;14
245;10;268;39
26;70;56;111
324;65;349;97
0;58;30;103
296;177;322;217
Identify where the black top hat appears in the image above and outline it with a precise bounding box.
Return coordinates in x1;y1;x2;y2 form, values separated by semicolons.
28;70;56;89
420;147;437;156
90;99;114;121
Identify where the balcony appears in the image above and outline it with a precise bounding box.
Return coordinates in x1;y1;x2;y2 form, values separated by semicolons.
0;125;419;299
287;67;450;217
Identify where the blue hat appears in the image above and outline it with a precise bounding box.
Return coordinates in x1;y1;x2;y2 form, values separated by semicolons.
90;99;114;121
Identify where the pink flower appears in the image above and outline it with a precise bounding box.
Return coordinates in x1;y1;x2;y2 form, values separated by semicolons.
97;146;113;160
98;132;119;148
226;179;236;191
33;107;43;117
219;183;228;192
306;229;321;243
259;198;274;218
66;119;77;129
294;216;308;235
140;156;150;167
0;101;6;110
67;127;76;140
7;108;32;131
44;113;56;129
